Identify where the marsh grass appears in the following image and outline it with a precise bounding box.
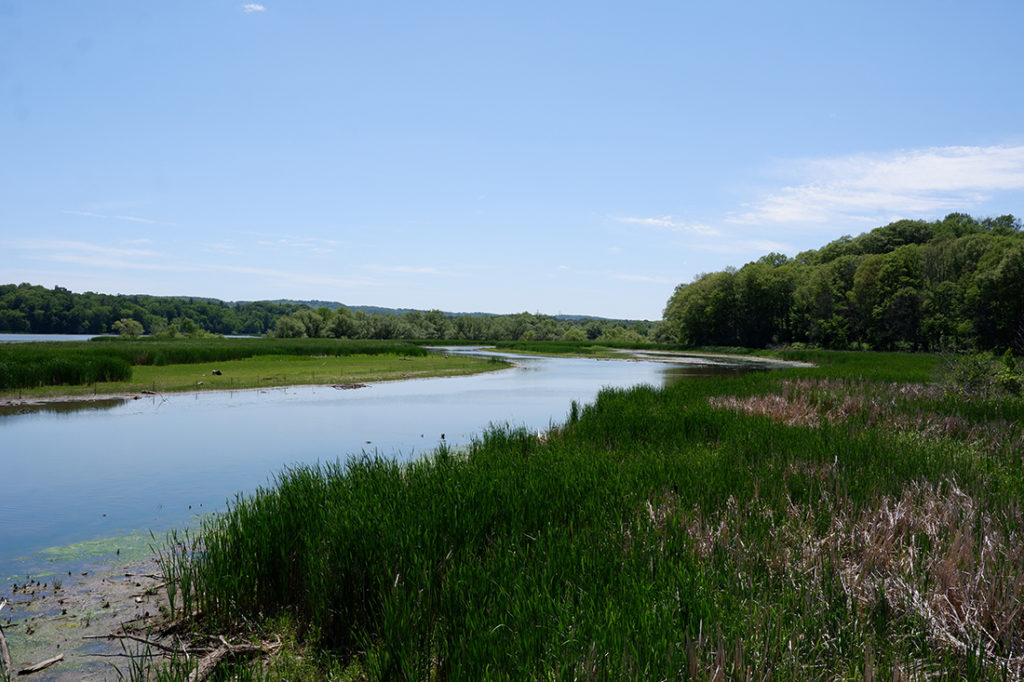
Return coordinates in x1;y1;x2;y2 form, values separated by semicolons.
0;338;431;391
156;351;1024;679
6;352;504;399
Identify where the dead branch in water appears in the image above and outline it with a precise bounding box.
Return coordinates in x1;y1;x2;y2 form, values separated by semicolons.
17;653;63;676
187;636;281;682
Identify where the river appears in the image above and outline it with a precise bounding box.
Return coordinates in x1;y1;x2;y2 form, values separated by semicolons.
0;347;749;581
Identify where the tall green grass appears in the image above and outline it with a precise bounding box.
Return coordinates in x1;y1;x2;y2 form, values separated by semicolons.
159;351;1024;679
0;338;427;390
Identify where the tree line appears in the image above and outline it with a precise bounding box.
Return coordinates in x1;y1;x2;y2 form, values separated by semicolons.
0;284;306;336
0;282;659;343
663;213;1024;351
271;307;657;343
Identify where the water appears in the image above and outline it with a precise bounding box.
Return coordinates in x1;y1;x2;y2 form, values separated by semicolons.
0;348;747;579
0;333;100;343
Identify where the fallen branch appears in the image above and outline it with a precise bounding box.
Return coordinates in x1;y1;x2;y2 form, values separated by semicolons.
17;653;63;676
0;599;10;679
187;637;281;682
187;642;229;682
82;633;187;655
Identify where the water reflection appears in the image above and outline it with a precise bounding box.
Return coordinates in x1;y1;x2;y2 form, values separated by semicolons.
0;348;757;579
0;333;100;343
0;397;128;417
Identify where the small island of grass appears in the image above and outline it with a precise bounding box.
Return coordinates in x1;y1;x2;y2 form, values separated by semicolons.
0;337;509;404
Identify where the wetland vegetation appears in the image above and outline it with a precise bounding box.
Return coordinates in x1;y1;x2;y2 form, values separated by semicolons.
2;213;1022;679
0;338;505;397
138;349;1024;680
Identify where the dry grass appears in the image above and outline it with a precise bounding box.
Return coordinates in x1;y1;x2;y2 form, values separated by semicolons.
637;478;1024;678
709;378;1024;456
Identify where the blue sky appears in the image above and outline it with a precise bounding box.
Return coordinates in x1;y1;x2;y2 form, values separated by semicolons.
3;1;1024;320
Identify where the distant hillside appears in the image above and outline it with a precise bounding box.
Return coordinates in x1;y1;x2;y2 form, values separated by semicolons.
0;284;648;338
256;299;616;322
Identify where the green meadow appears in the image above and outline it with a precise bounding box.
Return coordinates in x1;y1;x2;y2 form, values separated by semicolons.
142;349;1024;680
0;338;506;399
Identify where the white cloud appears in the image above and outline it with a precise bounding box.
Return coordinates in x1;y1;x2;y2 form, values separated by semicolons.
243;4;266;13
689;239;795;256
365;265;448;276
202;242;242;257
253;236;339;253
63;209;174;226
214;265;374;288
10;239;162;260
618;215;722;236
731;144;1024;226
613;273;678;284
7;238;376;288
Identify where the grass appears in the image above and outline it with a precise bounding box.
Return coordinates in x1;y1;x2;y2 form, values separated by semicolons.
4;353;506;400
0;338;508;399
148;350;1024;679
0;337;434;391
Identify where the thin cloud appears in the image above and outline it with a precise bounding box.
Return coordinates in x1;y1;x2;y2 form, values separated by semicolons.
731;144;1024;226
63;209;175;226
255;236;339;253
243;4;266;13
202;242;242;257
613;273;678;284
45;254;181;271
365;265;449;276
690;239;795;255
10;239;162;259
8;238;373;288
214;265;375;289
618;216;722;236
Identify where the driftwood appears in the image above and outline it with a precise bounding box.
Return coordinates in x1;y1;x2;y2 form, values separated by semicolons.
17;653;63;675
187;636;280;682
0;599;11;678
82;632;190;655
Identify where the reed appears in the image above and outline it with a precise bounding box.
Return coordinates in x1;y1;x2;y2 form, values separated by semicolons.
158;350;1024;679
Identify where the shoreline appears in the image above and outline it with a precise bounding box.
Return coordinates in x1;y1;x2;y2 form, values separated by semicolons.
0;384;370;410
618;348;817;367
0;362;513;411
0;348;809;410
1;556;170;680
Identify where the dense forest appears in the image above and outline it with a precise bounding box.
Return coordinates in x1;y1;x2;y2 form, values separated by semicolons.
0;285;306;336
0;283;658;343
269;306;656;342
663;213;1024;351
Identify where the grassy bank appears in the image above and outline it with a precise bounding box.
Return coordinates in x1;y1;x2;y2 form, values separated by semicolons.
151;350;1023;680
0;339;507;400
2;353;506;400
0;338;433;391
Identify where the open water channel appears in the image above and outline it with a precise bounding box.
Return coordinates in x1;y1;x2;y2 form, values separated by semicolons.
1;346;751;582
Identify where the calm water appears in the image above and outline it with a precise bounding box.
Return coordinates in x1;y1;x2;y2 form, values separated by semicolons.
0;348;747;579
0;333;100;343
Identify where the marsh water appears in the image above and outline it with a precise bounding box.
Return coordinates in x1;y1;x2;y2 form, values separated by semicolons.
1;348;750;580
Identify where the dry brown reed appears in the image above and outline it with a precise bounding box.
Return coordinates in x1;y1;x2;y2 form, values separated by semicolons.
639;478;1024;678
709;378;1024;456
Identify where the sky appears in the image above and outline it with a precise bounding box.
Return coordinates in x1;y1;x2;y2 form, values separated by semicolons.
3;1;1024;320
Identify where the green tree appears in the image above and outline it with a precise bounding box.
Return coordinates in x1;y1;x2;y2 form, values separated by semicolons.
112;318;144;338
